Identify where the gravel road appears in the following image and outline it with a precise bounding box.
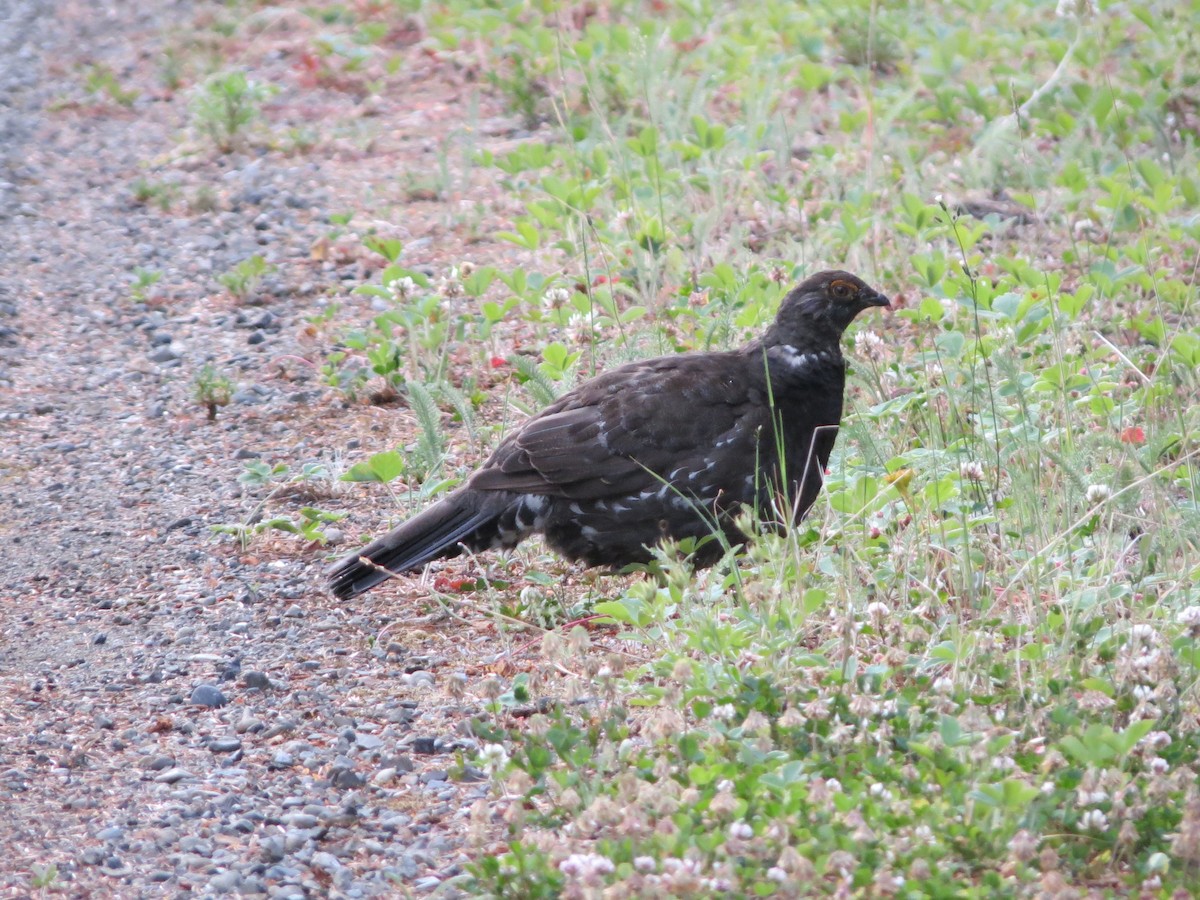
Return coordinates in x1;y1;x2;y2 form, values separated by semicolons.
0;2;527;896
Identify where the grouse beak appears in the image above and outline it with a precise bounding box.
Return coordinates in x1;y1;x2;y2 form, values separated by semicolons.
864;288;892;310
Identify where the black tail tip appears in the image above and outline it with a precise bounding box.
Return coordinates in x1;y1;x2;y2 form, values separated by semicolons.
325;555;386;601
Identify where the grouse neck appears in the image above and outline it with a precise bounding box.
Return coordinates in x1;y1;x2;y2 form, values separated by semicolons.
756;317;846;359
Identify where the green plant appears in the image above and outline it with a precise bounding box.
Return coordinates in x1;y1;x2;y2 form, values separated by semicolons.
84;63;138;106
130;178;178;211
191;70;271;152
30;861;62;892
218;255;275;302
192;364;233;421
212;461;345;549
128;267;162;303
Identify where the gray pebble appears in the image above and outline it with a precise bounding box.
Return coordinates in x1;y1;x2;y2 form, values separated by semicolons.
148;344;182;362
311;851;342;874
281;812;319;829
154;767;193;784
260;835;286;862
209;870;242;892
241;670;271;689
208;737;242;753
236;716;263;734
190;684;228;707
411;737;437;755
270;751;295;769
355;733;383;750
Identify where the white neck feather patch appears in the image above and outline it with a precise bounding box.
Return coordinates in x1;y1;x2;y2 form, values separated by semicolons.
769;345;834;373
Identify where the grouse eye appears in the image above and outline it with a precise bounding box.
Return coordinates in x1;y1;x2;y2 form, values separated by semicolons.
830;279;853;299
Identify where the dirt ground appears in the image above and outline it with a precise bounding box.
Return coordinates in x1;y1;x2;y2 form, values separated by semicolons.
0;1;586;896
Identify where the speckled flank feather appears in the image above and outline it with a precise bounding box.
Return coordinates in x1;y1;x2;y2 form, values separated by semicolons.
327;270;890;599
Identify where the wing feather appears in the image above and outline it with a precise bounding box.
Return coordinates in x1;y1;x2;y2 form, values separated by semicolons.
469;353;763;499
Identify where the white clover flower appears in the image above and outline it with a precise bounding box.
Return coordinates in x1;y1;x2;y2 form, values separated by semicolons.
729;821;754;840
1178;606;1200;639
388;276;417;300
1143;731;1172;750
633;856;657;873
856;330;886;362
866;601;890;621
1130;623;1159;644
544;286;571;305
1056;0;1099;19
479;743;509;775
933;676;954;695
1079;809;1109;832
767;866;788;883
436;270;463;298
1086;483;1112;504
826;778;843;794
960;460;985;481
1149;757;1170;775
713;703;738;721
716;779;736;793
559;852;615;881
1077;789;1109;807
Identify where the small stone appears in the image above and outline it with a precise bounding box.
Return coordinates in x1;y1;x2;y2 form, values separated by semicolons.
311;852;342;874
270;751;295;769
411;737;437;755
260;835;286;862
208;737;242;753
190;684;228;708
282;604;304;618
262;720;296;739
149;344;182;363
331;767;365;789
355;734;383;750
281;813;319;829
154;767;193;784
95;826;124;842
209;870;241;892
241;671;271;690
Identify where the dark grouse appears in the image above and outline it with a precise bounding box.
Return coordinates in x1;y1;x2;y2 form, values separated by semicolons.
328;269;890;599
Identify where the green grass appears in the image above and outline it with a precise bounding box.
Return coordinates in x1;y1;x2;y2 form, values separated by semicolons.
300;0;1200;894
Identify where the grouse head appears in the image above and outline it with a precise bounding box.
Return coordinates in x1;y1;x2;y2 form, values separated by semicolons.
766;270;892;351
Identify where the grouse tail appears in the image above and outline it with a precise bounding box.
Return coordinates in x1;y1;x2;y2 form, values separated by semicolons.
326;491;496;600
